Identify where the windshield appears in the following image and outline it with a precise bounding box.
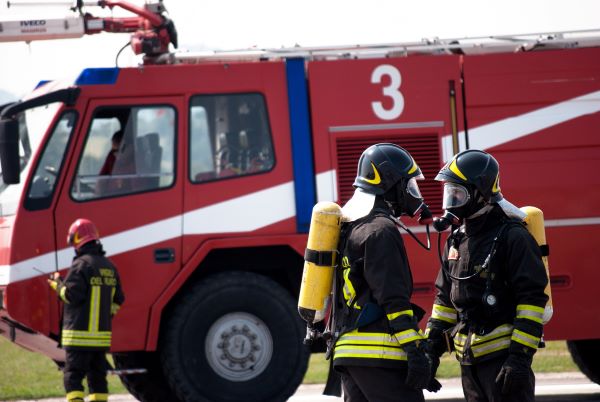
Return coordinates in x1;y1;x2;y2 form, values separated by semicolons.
0;103;61;216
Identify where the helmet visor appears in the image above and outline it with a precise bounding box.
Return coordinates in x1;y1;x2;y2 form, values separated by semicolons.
442;182;470;209
406;176;424;199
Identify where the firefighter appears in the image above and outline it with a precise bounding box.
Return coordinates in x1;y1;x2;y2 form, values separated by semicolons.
47;218;125;402
425;150;549;402
331;143;440;402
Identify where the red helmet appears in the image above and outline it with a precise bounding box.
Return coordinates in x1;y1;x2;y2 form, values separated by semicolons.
67;219;100;250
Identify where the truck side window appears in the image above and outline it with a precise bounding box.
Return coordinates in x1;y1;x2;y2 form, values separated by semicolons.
25;111;77;210
190;93;274;182
71;105;175;201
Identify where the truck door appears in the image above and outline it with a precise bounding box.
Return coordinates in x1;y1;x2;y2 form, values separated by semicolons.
307;55;463;309
53;96;184;351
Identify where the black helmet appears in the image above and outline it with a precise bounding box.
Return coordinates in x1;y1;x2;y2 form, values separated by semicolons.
435;149;502;203
354;143;422;195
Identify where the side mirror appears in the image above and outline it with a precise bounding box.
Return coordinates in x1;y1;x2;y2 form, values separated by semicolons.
0;119;20;184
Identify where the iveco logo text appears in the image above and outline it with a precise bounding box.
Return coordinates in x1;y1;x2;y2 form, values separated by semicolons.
20;20;47;27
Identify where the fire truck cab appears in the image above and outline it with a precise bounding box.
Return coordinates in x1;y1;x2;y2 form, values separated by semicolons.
2;3;600;400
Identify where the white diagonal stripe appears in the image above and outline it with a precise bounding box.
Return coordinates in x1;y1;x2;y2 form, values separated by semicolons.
0;181;296;285
442;90;600;161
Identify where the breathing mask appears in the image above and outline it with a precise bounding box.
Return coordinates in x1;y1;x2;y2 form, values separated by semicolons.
433;182;486;232
385;176;433;223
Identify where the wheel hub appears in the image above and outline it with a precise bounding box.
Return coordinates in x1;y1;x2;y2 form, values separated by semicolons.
205;312;273;381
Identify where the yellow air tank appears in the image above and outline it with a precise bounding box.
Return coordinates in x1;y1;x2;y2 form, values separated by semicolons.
298;201;342;324
520;206;553;324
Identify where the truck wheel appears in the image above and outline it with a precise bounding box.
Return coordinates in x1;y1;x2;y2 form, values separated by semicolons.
113;351;182;402
161;271;310;402
567;339;600;384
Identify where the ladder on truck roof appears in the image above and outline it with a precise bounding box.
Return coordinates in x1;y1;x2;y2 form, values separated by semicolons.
169;28;600;65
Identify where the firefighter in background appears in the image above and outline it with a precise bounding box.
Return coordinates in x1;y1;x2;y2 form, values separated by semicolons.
425;150;548;402
48;219;125;402
331;143;440;402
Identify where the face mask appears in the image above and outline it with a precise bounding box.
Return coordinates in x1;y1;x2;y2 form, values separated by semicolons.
387;177;431;223
433;183;483;232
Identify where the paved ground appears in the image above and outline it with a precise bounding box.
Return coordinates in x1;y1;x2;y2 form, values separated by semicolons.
7;372;600;402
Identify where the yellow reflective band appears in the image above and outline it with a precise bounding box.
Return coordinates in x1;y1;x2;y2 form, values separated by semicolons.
512;329;541;349
387;309;413;321
89;393;109;401
62;328;112;348
59;286;70;304
516;304;545;324
393;329;424;345
337;330;400;347
471;324;513;345
89;285;101;332
334;344;407;361
431;304;457;324
472;337;511;357
62;332;111;339
62;329;111;336
62;339;111;348
66;391;85;400
454;324;513;348
449;159;468;181
342;268;359;308
408;159;418;175
363;162;382;185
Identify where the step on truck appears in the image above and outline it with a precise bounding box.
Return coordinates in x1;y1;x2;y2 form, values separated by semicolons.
1;1;600;400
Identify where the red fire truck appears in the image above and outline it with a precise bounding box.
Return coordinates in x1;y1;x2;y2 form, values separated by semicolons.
1;2;600;401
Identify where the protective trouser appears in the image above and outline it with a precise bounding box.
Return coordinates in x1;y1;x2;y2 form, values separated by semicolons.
340;366;425;402
460;355;534;402
64;350;109;402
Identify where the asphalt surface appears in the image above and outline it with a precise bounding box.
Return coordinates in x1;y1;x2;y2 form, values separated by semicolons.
6;372;600;402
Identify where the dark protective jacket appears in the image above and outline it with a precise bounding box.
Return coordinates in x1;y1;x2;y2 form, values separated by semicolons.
332;201;424;369
55;242;125;351
426;205;549;364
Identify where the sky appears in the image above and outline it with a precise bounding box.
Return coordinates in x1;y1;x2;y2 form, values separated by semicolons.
1;0;600;100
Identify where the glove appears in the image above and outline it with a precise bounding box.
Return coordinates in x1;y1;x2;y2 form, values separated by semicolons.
404;341;431;390
425;353;442;392
422;340;442;392
495;353;532;395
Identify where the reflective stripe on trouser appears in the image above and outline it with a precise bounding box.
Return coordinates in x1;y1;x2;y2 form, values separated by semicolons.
334;329;407;361
89;393;109;401
454;324;513;359
66;390;85;402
